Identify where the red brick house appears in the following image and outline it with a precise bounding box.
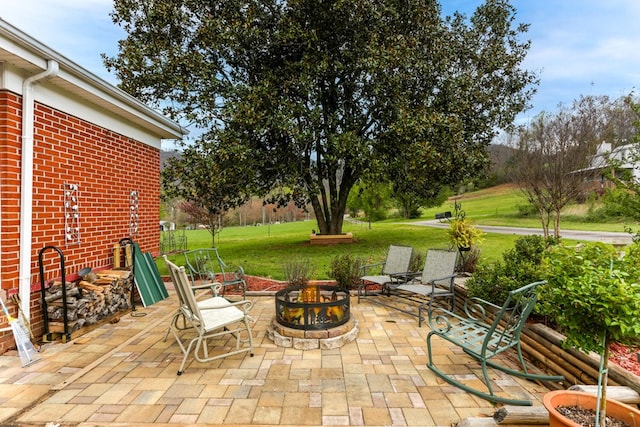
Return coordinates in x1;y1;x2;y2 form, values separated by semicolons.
0;20;184;353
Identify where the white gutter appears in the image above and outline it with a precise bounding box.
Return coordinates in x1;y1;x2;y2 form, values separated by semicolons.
19;60;59;320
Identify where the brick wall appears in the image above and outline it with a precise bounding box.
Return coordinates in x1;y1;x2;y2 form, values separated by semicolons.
1;90;161;353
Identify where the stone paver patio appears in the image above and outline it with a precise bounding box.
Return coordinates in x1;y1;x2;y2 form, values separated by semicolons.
0;285;551;426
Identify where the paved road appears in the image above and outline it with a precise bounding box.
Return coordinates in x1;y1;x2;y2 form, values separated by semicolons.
411;220;634;245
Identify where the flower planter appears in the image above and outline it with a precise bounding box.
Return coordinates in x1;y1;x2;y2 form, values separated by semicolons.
543;390;640;427
309;233;353;245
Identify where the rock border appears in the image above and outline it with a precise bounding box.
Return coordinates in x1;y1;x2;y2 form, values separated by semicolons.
266;316;358;350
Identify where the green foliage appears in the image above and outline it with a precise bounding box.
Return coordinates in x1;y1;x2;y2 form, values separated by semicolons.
538;242;640;354
327;253;365;290
347;182;393;222
537;240;640;422
107;0;537;235
597;187;640;220
466;235;549;304
446;218;484;250
161;137;251;246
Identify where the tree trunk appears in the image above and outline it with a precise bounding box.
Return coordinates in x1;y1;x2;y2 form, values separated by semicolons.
553;208;562;239
538;207;550;239
599;338;610;427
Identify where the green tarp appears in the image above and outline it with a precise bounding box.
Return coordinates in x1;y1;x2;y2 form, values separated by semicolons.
132;243;169;307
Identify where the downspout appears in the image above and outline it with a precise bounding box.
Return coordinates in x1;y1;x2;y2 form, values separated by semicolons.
19;60;59;320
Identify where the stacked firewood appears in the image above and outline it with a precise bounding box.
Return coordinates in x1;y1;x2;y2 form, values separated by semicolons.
45;270;132;333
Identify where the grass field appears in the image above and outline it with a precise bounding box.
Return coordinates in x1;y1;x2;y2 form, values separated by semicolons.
158;184;636;280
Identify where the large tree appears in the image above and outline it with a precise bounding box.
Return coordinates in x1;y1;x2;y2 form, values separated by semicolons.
105;0;537;235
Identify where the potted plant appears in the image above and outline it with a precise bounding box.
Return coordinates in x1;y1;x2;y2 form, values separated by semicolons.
446;216;483;251
538;241;640;426
445;202;483;252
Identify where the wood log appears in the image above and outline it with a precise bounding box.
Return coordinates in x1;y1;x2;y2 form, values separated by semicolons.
529;323;640;394
493;406;549;424
519;335;583;386
97;269;131;279
569;385;640;404
456;418;497;427
521;326;602;384
44;287;80;302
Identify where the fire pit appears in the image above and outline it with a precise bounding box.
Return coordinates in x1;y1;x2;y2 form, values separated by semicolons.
268;284;358;349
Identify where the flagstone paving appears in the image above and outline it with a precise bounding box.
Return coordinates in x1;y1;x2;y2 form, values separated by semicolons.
0;287;551;426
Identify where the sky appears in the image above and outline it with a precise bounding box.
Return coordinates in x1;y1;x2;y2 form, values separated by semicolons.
2;0;640;135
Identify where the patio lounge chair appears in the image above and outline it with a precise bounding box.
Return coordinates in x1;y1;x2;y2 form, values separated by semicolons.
163;256;254;375
357;244;413;302
183;248;247;299
390;249;458;326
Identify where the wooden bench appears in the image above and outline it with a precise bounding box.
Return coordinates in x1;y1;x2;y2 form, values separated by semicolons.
426;281;564;405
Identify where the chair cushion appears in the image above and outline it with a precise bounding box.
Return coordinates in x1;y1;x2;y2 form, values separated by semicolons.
200;305;246;332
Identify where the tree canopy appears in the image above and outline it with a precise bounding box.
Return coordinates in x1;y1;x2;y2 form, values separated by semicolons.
106;0;537;234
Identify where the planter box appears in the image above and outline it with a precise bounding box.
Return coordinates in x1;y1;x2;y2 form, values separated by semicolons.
309;233;353;245
544;390;640;427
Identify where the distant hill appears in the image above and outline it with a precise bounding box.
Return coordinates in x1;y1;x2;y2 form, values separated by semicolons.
160;149;181;171
487;144;515;171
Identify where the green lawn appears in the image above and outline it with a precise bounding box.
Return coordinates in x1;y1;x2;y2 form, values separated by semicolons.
160;221;521;280
158;184;636;280
418;184;632;232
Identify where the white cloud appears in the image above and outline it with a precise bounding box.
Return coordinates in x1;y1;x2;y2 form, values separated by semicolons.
1;0;123;82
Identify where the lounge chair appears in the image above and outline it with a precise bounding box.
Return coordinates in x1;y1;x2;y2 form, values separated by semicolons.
163;256;254;375
391;249;458;326
357;244;413;301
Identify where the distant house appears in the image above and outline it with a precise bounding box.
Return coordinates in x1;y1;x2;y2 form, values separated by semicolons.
581;142;640;190
0;19;184;353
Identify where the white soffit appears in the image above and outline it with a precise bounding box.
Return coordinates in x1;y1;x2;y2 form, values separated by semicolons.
0;18;185;144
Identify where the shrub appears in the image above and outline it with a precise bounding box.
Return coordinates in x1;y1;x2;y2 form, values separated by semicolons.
409;251;425;273
327;253;364;290
283;257;315;287
466;235;550;304
457;247;481;274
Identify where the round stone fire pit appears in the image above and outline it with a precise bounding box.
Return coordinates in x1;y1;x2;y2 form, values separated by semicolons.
267;284;358;350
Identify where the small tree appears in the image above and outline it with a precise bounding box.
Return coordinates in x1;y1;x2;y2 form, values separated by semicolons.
508;96;616;238
161;135;251;247
539;242;640;426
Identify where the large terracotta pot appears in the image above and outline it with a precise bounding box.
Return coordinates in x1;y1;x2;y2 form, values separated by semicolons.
543;390;640;427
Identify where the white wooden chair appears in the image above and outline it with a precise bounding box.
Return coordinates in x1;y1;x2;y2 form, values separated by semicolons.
163;256;254;375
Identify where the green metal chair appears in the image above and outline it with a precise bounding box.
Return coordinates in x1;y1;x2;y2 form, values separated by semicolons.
426;281;564;405
183;248;247;300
